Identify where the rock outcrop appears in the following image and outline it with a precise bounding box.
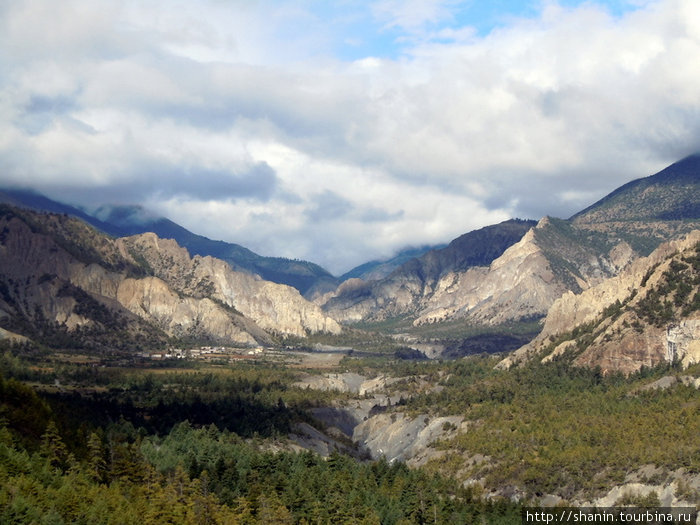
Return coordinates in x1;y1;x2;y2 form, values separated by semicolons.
500;231;700;374
0;206;340;349
121;233;341;337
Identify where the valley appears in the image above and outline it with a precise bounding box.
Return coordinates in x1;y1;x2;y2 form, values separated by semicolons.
1;155;699;523
2;337;698;523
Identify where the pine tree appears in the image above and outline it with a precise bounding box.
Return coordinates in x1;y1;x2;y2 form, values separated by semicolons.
87;432;107;483
40;420;69;471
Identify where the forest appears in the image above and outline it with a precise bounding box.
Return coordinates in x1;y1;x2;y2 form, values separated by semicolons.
1;324;699;523
0;347;521;524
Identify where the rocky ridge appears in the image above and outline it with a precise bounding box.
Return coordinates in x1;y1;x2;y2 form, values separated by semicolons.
121;233;341;337
500;231;700;374
321;220;538;323
0;206;340;349
323;217;645;328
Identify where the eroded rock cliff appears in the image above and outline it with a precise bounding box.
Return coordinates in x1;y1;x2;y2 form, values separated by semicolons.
0;207;340;349
121;233;341;337
500;230;700;374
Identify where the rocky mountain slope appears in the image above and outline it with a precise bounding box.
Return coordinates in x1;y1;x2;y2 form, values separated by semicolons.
120;233;341;337
500;231;700;374
321;217;647;327
0;205;340;351
0;190;338;296
321;157;700;329
95;204;341;297
321;219;537;323
571;154;700;223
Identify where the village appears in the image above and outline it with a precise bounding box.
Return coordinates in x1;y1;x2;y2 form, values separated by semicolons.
137;345;266;362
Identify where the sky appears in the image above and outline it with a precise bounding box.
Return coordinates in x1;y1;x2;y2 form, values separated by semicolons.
1;0;699;275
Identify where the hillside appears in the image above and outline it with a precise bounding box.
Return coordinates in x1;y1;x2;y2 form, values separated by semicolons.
0;205;339;351
322;216;644;327
501;231;700;374
94;204;340;297
0;190;338;296
572;154;700;223
322;156;700;333
321;219;537;323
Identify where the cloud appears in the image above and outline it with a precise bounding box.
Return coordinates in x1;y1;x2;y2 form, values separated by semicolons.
371;0;459;34
1;0;700;274
99;162;279;205
305;191;355;222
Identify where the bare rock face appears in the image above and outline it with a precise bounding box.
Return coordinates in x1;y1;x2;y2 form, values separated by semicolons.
114;276;260;345
0;208;341;348
353;412;462;464
414;226;568;325
573;326;668;373
324;217;639;328
667;320;700;368
121;233;341;337
500;230;700;374
0;326;28;344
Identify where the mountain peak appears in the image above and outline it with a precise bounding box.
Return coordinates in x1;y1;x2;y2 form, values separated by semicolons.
571;153;700;223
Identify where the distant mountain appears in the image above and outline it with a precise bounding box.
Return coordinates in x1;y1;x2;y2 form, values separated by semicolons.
339;245;445;282
0;190;338;296
0;205;340;351
0;188;118;233
571;153;700;223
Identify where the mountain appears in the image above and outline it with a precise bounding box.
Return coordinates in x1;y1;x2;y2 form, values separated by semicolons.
0;190;338;296
0;188;119;233
321;219;537;323
320;216;631;326
321;156;700;329
500;230;700;374
571;154;700;223
338;244;445;283
92;204;340;297
0;205;340;351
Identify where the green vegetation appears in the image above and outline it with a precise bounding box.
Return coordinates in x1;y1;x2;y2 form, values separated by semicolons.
402;357;699;499
0;358;521;524
2;320;699;518
635;242;700;325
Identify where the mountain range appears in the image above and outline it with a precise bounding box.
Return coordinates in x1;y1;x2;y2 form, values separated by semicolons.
1;153;699;372
319;155;700;337
0;189;338;297
0;205;339;351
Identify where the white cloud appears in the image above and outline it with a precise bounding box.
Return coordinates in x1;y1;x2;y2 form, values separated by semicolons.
371;0;458;34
